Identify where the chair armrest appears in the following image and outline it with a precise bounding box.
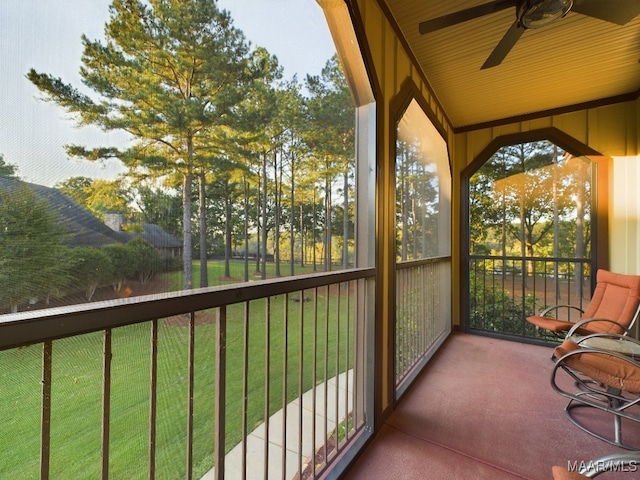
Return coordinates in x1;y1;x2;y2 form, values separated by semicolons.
539;304;584;318
566;318;633;338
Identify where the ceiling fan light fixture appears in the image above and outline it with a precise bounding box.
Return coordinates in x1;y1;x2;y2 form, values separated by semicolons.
517;0;573;29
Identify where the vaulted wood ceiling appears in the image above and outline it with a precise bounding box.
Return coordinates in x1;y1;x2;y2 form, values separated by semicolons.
382;0;640;129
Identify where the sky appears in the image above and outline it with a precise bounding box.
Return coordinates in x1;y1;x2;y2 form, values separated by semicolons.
0;0;336;187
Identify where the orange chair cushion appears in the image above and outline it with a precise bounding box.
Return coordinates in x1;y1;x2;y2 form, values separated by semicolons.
581;269;640;334
554;340;640;394
527;316;573;333
528;269;640;335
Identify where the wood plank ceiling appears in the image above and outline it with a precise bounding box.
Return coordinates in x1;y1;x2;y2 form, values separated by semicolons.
382;0;640;129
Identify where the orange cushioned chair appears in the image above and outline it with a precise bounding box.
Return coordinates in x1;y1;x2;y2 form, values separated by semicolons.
527;269;640;339
551;334;640;450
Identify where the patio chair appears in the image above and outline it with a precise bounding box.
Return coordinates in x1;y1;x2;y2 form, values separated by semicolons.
527;269;640;340
552;452;640;479
551;334;640;450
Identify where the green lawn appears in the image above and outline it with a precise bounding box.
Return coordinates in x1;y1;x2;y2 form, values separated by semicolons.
0;261;354;479
169;259;322;290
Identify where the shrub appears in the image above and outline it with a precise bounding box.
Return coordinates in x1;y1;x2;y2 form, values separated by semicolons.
67;247;114;301
103;243;137;291
126;237;161;284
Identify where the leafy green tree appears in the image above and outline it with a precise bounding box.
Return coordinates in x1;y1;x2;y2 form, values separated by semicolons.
304;55;355;270
277;78;306;275
493;142;561;263
469;271;536;336
103;243;137;291
207;163;244;280
470;141;583;262
468;151;507;255
396;138;439;261
28;0;255;290
55;176;93;208
232;47;284;279
132;185;182;238
0;154;19;178
127;237;161;284
67;247;114;301
56;177;131;221
0;185;68;312
84;178;132;219
468;141;593;337
185;47;281;287
42;247;77;305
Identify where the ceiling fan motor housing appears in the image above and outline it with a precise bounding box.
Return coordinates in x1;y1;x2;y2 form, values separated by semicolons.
517;0;574;28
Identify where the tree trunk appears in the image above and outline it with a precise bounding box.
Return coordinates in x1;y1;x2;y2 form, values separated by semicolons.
255;172;261;275
343;170;349;268
313;186;317;272
400;154;408;260
299;203;305;268
324;174;332;271
290;158;295;275
243;176;249;282
198;171;208;288
273;149;281;277
182;160;193;290
261;151;268;279
421;166;428;257
224;179;232;278
411;179;417;259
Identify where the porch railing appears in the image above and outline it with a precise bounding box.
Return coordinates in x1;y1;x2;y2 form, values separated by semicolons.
468;255;592;340
0;268;375;480
395;257;451;398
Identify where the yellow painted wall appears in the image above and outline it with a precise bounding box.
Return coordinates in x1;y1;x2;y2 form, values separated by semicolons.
609;97;640;274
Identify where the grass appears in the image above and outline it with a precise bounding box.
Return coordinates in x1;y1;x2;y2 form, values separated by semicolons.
0;261;354;479
170;259;322;290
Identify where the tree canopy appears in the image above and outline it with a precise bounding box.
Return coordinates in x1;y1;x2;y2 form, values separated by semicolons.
0;185;68;311
23;0;357;301
0;154;19;178
28;0;256;290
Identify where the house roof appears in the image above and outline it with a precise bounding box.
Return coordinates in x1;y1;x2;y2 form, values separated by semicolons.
381;0;640;129
126;223;182;249
0;177;181;249
0;176;128;247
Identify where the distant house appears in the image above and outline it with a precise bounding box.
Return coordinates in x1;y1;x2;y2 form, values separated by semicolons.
104;213;182;259
0;177;182;257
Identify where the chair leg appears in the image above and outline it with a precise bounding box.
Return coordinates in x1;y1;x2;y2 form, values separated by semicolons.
563;389;640;450
612;396;623;446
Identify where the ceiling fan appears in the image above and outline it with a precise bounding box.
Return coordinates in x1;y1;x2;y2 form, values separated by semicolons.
418;0;640;70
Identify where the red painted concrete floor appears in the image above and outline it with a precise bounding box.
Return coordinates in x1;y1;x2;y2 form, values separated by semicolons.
342;333;636;480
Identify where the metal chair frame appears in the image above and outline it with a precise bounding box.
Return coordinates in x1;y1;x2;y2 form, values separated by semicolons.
551;334;640;450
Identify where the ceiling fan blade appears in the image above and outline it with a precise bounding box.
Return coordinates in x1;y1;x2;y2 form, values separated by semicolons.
571;0;640;25
418;0;517;34
481;20;525;69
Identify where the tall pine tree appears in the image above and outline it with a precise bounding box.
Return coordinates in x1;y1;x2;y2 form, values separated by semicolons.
28;0;254;290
